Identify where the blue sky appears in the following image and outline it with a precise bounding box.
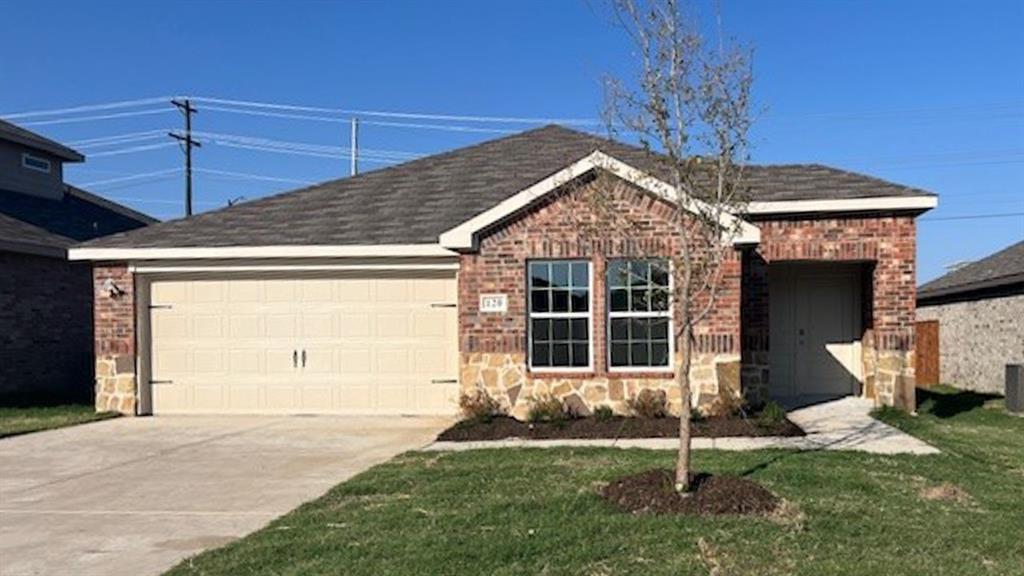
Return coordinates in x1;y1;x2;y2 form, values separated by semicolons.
1;0;1021;282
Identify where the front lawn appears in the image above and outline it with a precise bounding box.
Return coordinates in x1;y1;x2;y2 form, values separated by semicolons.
0;405;118;439
166;387;1024;576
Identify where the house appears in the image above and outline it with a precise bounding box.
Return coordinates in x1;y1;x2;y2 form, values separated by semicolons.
917;240;1024;394
68;125;936;417
0;119;155;405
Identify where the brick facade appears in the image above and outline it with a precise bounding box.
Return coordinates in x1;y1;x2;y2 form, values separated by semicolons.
459;179;920;416
93;264;137;414
0;251;94;404
743;215;918;409
458;176;743;418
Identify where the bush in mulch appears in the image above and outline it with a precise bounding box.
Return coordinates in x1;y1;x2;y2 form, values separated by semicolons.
436;413;804;442
601;469;779;516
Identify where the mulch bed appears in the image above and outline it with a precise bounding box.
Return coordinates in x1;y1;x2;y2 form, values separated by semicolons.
436;414;804;442
601;469;779;516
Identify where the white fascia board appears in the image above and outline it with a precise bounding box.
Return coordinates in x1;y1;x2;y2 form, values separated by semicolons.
439;150;760;249
68;244;457;261
130;263;459;274
747;195;938;215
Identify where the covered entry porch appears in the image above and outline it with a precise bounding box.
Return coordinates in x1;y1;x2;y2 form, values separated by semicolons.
766;261;870;406
740;216;919;411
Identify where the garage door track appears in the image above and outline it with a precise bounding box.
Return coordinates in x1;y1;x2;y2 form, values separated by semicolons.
0;415;448;576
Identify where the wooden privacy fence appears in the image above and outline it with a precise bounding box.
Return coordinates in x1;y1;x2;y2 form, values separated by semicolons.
916;320;939;387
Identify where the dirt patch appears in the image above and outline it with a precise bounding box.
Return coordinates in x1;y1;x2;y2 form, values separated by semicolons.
436;415;804;442
600;468;779;516
920;482;972;503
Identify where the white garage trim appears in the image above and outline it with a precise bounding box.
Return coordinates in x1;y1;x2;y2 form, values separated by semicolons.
141;271;460;416
69;244;457;261
130;263;459;274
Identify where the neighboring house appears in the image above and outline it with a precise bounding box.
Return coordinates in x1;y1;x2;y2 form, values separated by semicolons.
917;240;1024;394
69;125;937;417
0;119;155;405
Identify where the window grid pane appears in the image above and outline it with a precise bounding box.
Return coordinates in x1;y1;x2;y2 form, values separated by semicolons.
607;258;671;368
529;260;591;369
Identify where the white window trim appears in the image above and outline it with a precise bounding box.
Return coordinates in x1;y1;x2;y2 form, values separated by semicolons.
527;260;594;373
22;153;51;174
607;258;675;374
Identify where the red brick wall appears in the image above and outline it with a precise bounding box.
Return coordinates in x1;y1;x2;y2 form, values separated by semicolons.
459;177;741;379
93;264;137;413
754;215;917;350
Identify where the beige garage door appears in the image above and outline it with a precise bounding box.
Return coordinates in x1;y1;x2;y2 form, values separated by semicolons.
147;272;459;415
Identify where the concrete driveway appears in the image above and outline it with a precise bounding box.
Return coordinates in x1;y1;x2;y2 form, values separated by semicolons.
0;415;448;576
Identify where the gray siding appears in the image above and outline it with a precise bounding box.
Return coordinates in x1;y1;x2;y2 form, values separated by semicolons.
0;140;65;199
917;293;1024;394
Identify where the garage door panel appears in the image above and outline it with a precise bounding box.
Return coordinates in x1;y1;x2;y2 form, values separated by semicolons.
300;313;334;338
149;274;458;415
265;385;298;410
376;314;410;337
228;385;260;410
265;314;296;338
193;350;224;373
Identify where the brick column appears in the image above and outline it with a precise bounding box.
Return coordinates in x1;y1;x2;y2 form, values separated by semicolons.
94;264;137;414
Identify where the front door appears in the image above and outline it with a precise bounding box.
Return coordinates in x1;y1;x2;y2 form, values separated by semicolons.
769;265;862;401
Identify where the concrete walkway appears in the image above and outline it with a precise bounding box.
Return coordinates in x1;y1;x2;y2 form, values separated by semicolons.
0;415;449;576
423;397;939;455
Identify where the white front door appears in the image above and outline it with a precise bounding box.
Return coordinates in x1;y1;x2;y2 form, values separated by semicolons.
145;272;459;415
769;265;862;400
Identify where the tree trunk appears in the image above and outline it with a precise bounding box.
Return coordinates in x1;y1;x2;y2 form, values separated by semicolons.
675;321;693;492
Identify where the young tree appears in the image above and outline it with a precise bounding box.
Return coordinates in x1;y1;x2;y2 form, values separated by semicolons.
604;0;754;492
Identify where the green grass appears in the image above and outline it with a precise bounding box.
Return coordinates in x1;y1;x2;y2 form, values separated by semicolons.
0;405;118;439
166;387;1024;576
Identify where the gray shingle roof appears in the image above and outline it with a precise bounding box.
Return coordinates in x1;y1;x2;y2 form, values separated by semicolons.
0;119;84;162
80;125;935;250
0;186;154;252
0;208;71;249
918;240;1024;302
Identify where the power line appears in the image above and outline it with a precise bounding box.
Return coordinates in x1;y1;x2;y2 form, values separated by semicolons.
0;97;172;120
209;140;409;164
19;108;175;127
188;95;603;125
75;133;169;150
191;130;422;159
87;142;178;157
68;129;170;146
80;168;181;187
194;168;317;186
200;104;517;134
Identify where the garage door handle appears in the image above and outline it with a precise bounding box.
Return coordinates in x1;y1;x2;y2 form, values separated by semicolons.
431;303;457;308
431;379;457;384
301;349;307;368
293;350;298;368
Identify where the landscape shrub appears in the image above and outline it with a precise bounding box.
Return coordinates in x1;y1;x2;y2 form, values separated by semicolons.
758;401;787;426
527;396;567;423
626;389;669;419
593;405;615;421
458;388;503;422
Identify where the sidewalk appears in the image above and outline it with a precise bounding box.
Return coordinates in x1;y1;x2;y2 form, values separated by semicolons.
422;397;939;455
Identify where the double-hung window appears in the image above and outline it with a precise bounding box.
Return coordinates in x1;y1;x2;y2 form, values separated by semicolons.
528;260;591;370
607;259;672;369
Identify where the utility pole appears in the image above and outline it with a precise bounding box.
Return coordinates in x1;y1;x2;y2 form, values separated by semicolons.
169;99;201;216
350;117;359;176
